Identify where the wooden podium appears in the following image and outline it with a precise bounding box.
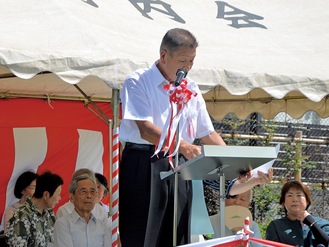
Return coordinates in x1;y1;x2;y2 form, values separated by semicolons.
160;145;279;239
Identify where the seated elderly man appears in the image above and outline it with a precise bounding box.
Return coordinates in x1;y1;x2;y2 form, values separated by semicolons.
209;188;262;247
54;172;110;247
56;169;109;226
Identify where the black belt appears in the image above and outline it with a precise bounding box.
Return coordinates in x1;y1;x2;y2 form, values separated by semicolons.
125;142;155;152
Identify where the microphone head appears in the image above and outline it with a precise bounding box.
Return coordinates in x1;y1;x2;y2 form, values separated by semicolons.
174;69;188;86
176;69;187;77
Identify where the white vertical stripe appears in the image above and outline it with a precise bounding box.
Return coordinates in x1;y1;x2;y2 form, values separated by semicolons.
76;129;103;174
1;127;47;230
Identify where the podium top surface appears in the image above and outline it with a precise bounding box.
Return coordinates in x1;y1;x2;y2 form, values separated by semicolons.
160;145;278;180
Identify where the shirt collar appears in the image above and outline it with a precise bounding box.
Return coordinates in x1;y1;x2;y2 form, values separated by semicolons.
151;61;168;87
72;208;96;223
26;197;45;216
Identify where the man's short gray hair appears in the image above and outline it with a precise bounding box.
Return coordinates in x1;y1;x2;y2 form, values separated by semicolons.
160;28;198;54
69;168;96;194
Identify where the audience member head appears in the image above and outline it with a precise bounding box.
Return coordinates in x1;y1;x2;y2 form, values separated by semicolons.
69;172;97;215
69;169;96;194
14;171;39;199
225;190;252;208
71;168;95;181
95;173;109;201
33;171;63;209
279;180;312;216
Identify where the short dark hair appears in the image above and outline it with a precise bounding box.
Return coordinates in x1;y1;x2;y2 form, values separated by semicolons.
14;171;39;199
95;173;109;196
160;28;199;54
33;171;64;198
279;180;312;215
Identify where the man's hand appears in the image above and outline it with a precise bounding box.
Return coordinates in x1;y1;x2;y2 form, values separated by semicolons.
179;140;201;160
253;168;273;185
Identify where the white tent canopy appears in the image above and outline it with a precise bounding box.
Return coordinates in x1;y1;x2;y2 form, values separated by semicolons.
1;0;329;119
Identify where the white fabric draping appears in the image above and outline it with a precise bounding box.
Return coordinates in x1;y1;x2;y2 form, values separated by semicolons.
1;0;329;119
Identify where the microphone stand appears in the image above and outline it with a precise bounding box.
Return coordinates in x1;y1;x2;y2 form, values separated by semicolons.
172;69;187;246
173;122;179;246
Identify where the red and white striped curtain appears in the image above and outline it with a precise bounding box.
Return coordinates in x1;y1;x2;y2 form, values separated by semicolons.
0;98;112;231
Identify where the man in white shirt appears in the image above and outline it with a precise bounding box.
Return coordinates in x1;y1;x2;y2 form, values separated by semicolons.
119;28;272;247
56;169;110;228
54;172;110;247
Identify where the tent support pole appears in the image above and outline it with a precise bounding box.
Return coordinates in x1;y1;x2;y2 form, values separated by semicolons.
110;89;120;247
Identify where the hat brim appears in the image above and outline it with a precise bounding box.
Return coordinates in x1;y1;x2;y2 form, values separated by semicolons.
225;205;253;231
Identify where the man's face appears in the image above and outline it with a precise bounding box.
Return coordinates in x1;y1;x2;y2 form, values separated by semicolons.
71;179;97;214
225;190;251;208
46;185;62;209
160;46;196;82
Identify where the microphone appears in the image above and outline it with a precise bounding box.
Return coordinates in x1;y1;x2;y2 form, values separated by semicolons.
174;69;187;86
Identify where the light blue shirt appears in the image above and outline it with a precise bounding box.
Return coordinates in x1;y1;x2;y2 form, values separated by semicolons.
54;209;110;247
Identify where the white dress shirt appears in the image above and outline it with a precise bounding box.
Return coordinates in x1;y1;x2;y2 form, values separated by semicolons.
119;62;214;145
56;201;111;228
54;209;110;247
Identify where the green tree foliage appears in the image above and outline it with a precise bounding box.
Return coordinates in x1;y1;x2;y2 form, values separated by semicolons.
281;141;316;181
252;183;283;238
